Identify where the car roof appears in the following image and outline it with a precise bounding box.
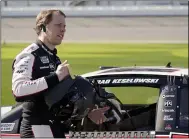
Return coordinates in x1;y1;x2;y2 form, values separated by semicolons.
81;66;188;78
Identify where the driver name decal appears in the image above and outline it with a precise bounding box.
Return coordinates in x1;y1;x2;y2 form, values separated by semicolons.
97;78;159;84
1;123;15;131
97;79;111;84
112;78;159;84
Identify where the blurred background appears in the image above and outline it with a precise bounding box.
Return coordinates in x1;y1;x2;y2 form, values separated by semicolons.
1;0;188;105
1;0;188;43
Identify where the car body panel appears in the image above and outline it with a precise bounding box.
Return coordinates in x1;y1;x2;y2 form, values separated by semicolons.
1;66;188;138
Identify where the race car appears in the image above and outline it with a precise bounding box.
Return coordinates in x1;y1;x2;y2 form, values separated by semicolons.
1;63;189;138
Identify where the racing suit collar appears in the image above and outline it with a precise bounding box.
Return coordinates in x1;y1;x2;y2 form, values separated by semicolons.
36;39;57;55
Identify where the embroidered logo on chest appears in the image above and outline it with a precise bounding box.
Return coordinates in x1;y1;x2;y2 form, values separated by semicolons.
49;63;56;71
40;56;49;64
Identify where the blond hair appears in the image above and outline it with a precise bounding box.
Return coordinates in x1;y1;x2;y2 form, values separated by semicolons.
34;9;66;35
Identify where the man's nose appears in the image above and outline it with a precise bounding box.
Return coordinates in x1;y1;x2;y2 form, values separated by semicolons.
60;26;66;32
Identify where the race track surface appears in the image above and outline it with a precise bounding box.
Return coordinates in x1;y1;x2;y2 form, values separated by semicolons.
1;16;188;43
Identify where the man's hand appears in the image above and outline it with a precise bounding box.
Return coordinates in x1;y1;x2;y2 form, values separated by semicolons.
56;60;70;81
87;106;109;125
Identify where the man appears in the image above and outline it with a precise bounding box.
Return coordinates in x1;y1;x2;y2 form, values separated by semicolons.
12;9;109;138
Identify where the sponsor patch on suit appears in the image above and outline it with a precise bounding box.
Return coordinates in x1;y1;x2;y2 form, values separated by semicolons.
40;56;49;64
49;63;56;71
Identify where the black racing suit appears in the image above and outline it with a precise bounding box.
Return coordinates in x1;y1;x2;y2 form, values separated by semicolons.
12;39;66;138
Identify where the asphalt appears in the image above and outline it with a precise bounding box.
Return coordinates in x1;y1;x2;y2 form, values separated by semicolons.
1;16;188;43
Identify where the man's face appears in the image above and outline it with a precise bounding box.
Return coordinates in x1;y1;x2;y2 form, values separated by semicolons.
45;12;66;45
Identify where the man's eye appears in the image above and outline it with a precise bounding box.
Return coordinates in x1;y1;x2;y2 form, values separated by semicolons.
55;24;66;28
55;24;61;27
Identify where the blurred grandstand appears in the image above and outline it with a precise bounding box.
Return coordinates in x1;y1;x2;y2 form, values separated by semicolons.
1;0;188;17
2;0;188;7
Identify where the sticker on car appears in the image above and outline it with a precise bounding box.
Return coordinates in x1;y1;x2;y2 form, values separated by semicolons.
1;123;15;131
